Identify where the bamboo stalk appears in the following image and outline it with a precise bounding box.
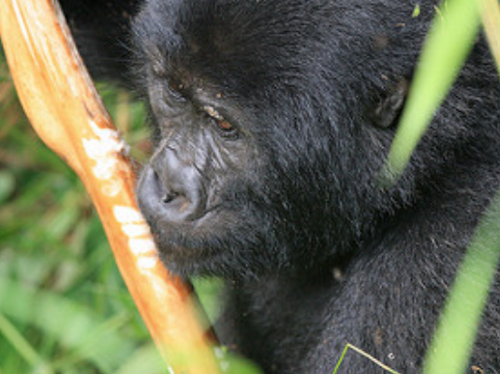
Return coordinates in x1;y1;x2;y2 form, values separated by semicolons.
0;1;221;373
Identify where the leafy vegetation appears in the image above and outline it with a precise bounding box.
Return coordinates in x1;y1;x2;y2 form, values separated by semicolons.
385;1;500;373
0;56;167;373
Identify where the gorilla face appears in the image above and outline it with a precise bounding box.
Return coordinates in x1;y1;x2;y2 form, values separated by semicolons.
134;0;435;279
135;73;271;279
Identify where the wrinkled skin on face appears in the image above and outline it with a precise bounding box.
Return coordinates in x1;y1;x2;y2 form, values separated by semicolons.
62;0;500;373
136;81;265;277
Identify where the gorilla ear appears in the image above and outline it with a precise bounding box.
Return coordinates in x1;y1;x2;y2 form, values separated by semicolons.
372;78;409;129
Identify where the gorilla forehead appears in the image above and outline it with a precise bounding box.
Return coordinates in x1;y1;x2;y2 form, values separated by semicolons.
133;0;322;91
134;0;325;58
133;0;431;103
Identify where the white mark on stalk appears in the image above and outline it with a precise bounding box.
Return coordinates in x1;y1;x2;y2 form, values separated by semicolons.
138;257;158;269
214;347;231;372
122;224;151;238
129;238;156;255
82;119;129;196
114;205;143;223
113;205;160;271
113;206;180;304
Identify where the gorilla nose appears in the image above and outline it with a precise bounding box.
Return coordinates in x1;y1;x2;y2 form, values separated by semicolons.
137;147;206;223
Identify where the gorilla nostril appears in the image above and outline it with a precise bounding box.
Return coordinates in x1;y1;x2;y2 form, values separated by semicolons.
161;192;192;214
162;192;178;204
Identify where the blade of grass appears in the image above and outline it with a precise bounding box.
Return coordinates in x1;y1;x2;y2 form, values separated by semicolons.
383;0;480;180
332;344;402;374
0;278;135;372
422;4;500;373
0;171;15;204
115;345;168;374
0;312;54;374
478;0;500;72
423;193;500;374
420;1;500;373
50;313;147;373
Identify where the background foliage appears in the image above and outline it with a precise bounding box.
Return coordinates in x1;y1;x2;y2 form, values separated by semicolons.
0;52;172;373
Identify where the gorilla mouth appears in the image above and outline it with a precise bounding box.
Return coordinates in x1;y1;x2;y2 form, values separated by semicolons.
147;207;250;278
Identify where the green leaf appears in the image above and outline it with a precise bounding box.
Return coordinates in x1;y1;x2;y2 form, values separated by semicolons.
0;278;135;372
423;193;500;374
0;171;15;204
384;0;480;180
412;4;421;18
215;347;264;374
192;277;224;324
0;312;53;372
115;345;164;374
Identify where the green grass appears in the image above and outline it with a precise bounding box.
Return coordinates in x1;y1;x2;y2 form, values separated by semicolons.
383;0;480;180
0;59;167;373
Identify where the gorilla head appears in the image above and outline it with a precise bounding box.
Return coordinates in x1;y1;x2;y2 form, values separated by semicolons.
134;0;440;279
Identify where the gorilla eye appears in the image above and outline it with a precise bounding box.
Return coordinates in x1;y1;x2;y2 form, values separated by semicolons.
216;119;234;132
204;105;237;137
166;81;186;102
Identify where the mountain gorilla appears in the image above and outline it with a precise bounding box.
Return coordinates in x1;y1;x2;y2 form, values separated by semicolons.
60;0;500;373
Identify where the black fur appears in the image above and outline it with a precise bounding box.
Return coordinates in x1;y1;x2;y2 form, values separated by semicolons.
61;0;500;373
